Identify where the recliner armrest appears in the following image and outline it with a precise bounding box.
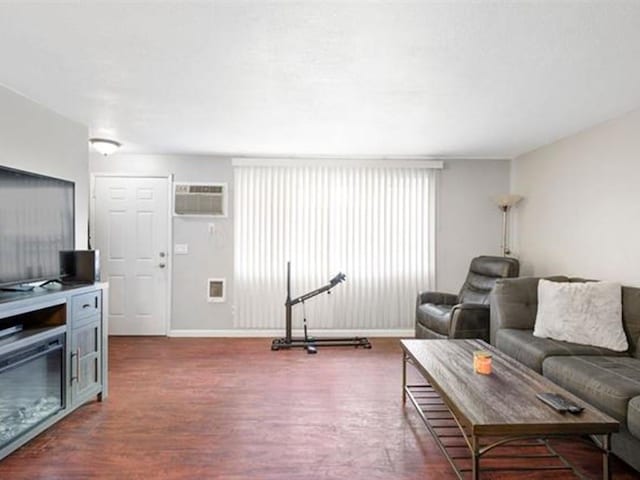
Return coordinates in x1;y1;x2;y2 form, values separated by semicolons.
449;303;490;341
416;291;459;307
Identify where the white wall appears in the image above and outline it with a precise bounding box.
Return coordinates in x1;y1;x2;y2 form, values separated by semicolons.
90;154;509;332
512;108;640;286
0;86;89;248
437;159;511;292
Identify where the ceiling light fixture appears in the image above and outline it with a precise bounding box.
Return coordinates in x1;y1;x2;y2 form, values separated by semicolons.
89;138;121;156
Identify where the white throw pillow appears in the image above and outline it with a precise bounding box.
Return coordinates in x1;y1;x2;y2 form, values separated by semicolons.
533;279;628;352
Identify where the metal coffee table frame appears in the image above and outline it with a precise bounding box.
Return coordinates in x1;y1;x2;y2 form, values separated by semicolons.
402;351;613;480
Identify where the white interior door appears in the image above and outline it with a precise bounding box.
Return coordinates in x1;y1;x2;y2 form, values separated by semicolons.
93;176;169;335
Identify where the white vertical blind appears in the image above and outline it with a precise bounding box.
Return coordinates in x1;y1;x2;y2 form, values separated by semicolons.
233;164;436;330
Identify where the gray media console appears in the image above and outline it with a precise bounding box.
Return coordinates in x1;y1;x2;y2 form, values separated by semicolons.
0;283;109;460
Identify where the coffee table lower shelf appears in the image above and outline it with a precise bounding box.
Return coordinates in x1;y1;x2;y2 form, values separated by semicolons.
403;383;611;480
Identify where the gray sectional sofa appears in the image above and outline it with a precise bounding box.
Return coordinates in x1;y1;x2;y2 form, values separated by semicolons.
490;276;640;472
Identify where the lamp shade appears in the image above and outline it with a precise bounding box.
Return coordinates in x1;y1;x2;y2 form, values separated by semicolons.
493;193;523;208
89;138;121;156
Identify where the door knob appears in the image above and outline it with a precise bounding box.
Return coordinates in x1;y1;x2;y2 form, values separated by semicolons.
159;263;166;268
159;252;166;258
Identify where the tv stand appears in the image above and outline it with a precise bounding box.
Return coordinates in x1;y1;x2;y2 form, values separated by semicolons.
0;283;109;461
0;283;36;292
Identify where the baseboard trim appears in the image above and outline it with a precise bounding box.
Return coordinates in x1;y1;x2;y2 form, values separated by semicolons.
168;328;414;338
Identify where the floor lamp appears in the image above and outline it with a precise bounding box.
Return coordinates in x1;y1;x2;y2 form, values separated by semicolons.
493;194;523;256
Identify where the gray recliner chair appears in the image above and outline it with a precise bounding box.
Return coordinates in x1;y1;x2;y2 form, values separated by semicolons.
415;256;519;342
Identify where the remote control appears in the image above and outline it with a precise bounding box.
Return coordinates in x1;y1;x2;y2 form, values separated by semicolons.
536;392;584;414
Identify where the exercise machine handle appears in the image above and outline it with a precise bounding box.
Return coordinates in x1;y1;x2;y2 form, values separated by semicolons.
287;271;346;307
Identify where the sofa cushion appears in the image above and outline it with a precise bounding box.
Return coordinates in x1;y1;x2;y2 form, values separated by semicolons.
543;356;640;423
416;304;452;336
629;397;640;438
489;276;570;344
622;286;640;358
534;280;628;352
496;328;624;373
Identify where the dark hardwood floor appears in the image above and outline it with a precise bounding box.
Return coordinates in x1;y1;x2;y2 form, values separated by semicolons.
0;337;638;479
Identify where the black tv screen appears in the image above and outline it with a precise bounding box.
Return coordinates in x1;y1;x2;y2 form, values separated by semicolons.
0;166;75;287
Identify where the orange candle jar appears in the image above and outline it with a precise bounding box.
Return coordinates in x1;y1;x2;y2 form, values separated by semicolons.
473;351;492;375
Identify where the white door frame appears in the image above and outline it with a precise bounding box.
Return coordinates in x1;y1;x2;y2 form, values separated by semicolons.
90;173;174;336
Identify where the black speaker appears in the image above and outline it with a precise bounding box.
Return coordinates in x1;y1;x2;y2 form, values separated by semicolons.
60;250;100;284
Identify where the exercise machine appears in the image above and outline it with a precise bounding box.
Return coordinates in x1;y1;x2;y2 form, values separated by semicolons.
271;262;372;353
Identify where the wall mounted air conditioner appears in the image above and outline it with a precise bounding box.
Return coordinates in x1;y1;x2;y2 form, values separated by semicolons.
174;183;227;217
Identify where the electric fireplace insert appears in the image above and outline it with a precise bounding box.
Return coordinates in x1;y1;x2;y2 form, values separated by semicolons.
0;326;66;449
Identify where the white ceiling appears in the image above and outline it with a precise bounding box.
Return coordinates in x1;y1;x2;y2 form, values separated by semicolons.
0;1;639;158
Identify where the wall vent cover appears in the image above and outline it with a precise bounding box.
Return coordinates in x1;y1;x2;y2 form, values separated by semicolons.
207;278;226;303
174;183;226;216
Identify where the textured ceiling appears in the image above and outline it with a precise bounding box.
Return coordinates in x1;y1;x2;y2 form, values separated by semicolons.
0;1;639;158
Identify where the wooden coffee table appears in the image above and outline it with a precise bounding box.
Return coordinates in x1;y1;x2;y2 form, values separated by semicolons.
401;339;619;480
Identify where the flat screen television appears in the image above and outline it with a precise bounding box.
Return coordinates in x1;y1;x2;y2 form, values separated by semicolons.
0;165;75;288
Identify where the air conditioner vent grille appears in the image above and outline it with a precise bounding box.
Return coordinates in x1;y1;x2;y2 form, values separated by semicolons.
174;183;226;216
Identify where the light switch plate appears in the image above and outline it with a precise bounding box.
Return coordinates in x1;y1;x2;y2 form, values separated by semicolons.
174;243;189;254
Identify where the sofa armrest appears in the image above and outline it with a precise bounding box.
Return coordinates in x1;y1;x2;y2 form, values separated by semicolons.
417;291;459;307
449;304;490;341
